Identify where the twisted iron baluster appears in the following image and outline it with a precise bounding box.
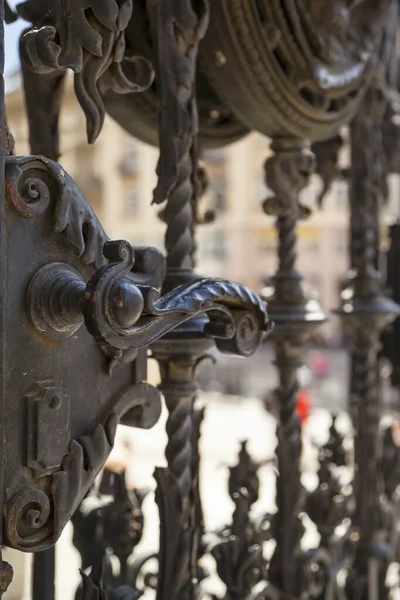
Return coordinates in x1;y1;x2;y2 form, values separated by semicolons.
150;0;208;273
272;347;303;590
262;139;325;597
163;142;195;270
277;213;297;278
156;357;198;592
148;2;210;598
165;387;194;503
191;407;207;585
335;83;400;600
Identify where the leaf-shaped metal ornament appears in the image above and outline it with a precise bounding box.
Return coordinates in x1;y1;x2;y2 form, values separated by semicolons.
19;0;154;143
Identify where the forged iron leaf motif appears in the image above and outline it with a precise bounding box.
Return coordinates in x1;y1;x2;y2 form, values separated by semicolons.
72;470;149;596
211;535;264;599
311;134;345;208
51;0;125;72
78;566;108;600
302;416;353;597
101;472;146;571
209;442;266;599
19;0;154;143
228;442;261;508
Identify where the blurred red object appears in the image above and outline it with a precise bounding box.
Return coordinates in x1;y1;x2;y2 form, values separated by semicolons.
297;389;311;423
264;388;311;424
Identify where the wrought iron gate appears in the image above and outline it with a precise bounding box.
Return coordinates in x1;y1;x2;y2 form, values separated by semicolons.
0;1;399;599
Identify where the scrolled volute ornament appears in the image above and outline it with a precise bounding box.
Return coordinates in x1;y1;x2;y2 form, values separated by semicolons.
5;380;162;552
6;155;108;269
83;240;270;358
19;0;154;142
19;160;268;359
5;488;52;551
5;412;117;552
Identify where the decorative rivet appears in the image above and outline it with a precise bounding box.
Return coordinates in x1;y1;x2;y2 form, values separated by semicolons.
214;51;227;67
48;396;62;410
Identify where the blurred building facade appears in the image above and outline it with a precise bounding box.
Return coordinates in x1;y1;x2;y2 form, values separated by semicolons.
6;73;400;338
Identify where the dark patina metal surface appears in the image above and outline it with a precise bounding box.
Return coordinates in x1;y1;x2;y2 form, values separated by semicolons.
0;1;399;599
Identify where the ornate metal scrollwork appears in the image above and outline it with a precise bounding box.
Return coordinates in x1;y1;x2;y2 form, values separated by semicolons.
85;241;268;357
198;0;393;141
71;468;150;597
6;155;109;267
311;134;346;208
210;442;266;600
5;412;117;552
302;417;353;598
261;138;326;598
8;155;268;359
335;80;400;600
26;235;269;357
0;148;269;558
0;3;272;581
18;0;154;143
5;377;163;553
2;1;400;599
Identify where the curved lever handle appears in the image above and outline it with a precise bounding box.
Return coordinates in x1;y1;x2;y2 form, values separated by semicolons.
83;240;270;357
27;240;270;359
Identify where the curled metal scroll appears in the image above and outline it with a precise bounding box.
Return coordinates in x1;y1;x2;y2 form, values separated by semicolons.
19;0;154;143
6;155;108;269
5;381;162;552
6;155;165;289
83;240;270;357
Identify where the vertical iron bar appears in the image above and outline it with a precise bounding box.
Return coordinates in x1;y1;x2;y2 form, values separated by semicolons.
262;139;326;598
32;548;55;600
147;1;210;598
336;84;400;600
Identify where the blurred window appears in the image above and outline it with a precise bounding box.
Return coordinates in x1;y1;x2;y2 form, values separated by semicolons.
124;186;139;216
